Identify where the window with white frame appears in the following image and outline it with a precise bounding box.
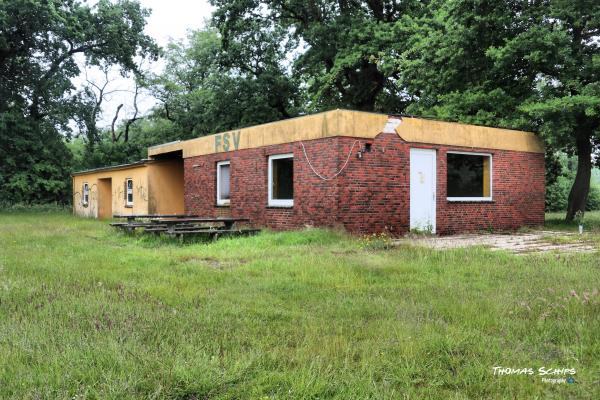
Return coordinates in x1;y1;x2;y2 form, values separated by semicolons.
268;153;294;207
82;183;89;206
126;178;134;206
446;152;492;201
216;161;231;206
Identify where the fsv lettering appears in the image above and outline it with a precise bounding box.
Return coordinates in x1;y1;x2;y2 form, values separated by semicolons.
215;130;241;152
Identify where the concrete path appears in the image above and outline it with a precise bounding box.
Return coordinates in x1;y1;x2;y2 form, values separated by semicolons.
396;231;597;255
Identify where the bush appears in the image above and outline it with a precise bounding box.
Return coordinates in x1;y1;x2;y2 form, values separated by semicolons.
586;185;600;211
546;178;600;212
0;112;72;204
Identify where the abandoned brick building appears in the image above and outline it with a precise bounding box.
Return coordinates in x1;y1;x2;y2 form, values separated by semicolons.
73;109;545;234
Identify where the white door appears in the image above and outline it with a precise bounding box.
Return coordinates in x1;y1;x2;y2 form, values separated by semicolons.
410;148;436;233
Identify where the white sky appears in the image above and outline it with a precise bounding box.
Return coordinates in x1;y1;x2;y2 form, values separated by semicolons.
143;0;214;48
73;0;214;129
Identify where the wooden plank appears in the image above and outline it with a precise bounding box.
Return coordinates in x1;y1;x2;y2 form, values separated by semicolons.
151;217;249;223
113;214;198;219
170;229;261;237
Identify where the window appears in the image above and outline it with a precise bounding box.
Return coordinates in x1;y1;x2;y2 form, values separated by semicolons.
82;183;89;206
216;161;230;206
126;178;134;206
447;152;492;201
268;153;294;207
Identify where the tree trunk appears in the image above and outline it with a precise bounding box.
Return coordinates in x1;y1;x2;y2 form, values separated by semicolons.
566;129;592;221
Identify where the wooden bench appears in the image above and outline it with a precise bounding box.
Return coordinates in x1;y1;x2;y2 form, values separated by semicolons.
110;215;258;240
167;228;261;240
150;217;250;231
110;222;168;232
111;214;199;232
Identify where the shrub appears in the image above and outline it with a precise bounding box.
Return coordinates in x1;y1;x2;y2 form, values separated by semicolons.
546;178;600;212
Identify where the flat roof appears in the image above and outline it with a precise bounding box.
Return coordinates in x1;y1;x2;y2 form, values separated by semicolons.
148;109;544;159
72;160;149;176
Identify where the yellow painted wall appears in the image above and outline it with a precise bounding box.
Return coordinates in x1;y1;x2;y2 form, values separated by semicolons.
72;160;185;218
483;157;491;197
147;159;185;214
148;109;544;159
73;174;98;218
148;110;389;158
73;165;150;218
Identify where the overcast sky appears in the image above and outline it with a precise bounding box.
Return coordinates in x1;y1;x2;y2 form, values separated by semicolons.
77;0;214;128
143;0;214;47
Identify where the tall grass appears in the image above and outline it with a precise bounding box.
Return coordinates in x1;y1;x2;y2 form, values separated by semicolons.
0;213;598;399
0;202;71;213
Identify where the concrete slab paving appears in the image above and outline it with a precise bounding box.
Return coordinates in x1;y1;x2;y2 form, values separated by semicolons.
396;231;597;255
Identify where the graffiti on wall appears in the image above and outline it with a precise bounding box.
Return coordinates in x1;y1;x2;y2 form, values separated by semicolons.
73;183;98;217
113;182;149;206
136;184;149;202
74;179;151;217
114;185;124;202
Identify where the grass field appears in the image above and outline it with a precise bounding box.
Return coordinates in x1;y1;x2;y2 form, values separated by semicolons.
0;212;599;399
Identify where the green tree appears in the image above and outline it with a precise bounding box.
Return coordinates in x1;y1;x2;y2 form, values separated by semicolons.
0;113;72;204
150;27;301;138
210;0;423;112
0;0;158;204
400;1;544;125
513;0;600;220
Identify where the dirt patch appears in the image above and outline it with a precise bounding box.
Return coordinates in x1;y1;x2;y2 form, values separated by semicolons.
396;231;597;255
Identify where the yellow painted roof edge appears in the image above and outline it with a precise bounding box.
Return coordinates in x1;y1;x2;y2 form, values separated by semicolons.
72;160;149;177
397;116;544;153
71;158;179;177
147;109;544;158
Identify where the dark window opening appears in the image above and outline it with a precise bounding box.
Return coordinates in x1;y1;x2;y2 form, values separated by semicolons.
271;157;293;201
447;153;491;198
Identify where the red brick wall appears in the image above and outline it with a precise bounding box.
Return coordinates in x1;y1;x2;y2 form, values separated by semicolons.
435;146;545;234
336;133;410;234
184;138;348;230
183;133;545;235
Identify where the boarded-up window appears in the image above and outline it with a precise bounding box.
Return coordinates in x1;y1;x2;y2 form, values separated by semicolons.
447;152;491;200
268;154;293;207
216;161;230;205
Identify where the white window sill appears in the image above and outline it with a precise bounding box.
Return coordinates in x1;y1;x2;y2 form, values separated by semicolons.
447;197;493;202
216;200;230;206
268;200;294;208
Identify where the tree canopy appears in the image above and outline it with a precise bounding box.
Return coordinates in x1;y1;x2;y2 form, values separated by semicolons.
397;0;600;220
0;0;158;204
1;0;599;219
212;0;427;112
149;26;302;140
